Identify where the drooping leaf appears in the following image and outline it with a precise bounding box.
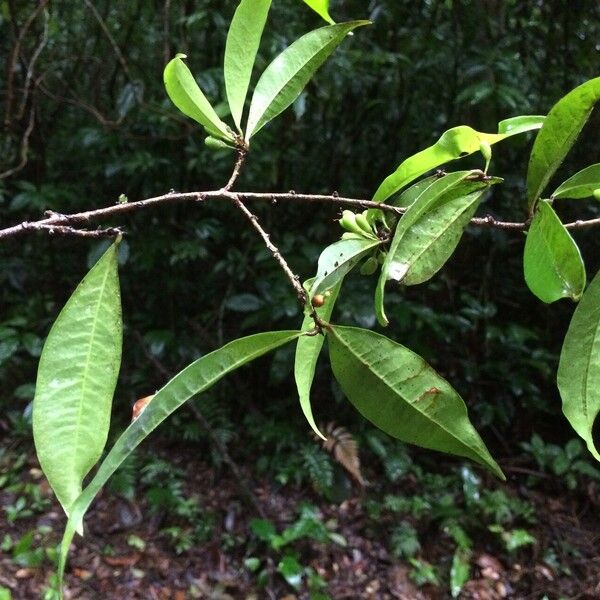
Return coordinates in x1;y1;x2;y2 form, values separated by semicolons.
552;163;600;200
311;238;381;297
527;77;600;207
375;171;499;326
245;20;369;139
295;278;342;439
374;115;544;203
301;0;335;24
164;54;235;141
327;326;504;479
58;330;300;591
523;200;585;303
557;269;600;462
224;0;272;132
318;422;365;485
33;243;122;517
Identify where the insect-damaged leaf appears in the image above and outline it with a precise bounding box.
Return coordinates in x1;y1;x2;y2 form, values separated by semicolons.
328;326;504;479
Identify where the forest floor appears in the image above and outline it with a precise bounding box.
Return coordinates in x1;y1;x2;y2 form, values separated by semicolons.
1;441;600;600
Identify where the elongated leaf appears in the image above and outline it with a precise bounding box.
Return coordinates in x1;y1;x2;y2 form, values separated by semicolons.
523;200;585;303
245;21;369;139
328;326;504;479
164;54;234;141
33;243;122;517
401;190;485;286
392;175;440;208
302;0;335;24
375;172;498;326
374;115;544;203
58;330;300;592
295;279;343;439
553;163;600;199
527;77;600;207
224;0;272;132
558;269;600;462
311;238;381;297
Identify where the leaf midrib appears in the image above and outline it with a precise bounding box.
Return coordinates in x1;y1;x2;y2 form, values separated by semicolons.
332;329;482;459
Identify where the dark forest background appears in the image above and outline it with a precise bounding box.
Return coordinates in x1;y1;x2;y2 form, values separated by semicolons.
1;1;600;598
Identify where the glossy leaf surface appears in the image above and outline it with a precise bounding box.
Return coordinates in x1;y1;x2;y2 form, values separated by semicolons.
527;77;600;207
33;243;122;516
328;326;504;479
552;163;600;200
246;21;368;139
302;0;335;23
224;0;272;132
374;115;543;202
523;200;585;303
375;172;498;326
295;278;342;439
311;238;381;297
558;269;600;462
58;330;300;590
164;54;234;141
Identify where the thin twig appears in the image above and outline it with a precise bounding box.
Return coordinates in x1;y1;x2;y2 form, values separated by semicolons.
0;106;35;180
16;222;123;238
230;193;307;304
2;187;600;242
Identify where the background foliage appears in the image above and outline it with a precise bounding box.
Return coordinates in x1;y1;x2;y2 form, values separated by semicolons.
1;1;600;595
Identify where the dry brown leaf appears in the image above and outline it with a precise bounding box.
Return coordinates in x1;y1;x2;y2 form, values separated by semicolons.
316;422;366;486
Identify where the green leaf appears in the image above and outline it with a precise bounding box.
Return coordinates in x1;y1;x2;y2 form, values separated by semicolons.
328;326;504;479
374;115;544;203
33;243;122;518
277;555;303;589
390;182;498;287
57;330;300;594
375;171;499;326
392;175;440;208
295;278;343;439
245;21;369;140
552;163;600;200
164;54;235;141
311;238;381;297
224;0;272;132
523;200;585;303
527;77;600;208
301;0;335;24
558;269;600;462
450;549;470;598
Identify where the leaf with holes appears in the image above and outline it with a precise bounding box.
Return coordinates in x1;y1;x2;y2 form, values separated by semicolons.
558;269;600;462
375;171;500;326
374;115;544;202
523;200;585;303
164;54;234;141
527;77;600;207
33;242;122;517
57;330;301;592
224;0;272;132
311;238;381;298
328;326;504;478
246;20;369;139
552;164;600;200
